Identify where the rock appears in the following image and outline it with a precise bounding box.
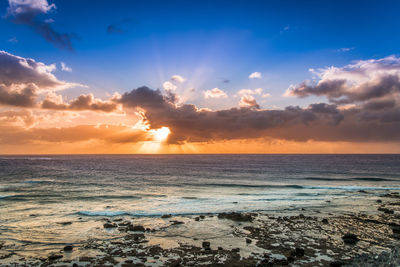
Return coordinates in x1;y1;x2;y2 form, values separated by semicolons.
202;241;211;250
330;261;344;267
118;221;132;227
246;238;252;244
48;254;63;261
376;199;382;203
199;215;205;219
322;218;329;224
358;190;368;193
294;247;305;257
231;248;240;253
161;214;172;218
378;207;394;214
72;264;79;267
79;256;95;262
342;233;359;244
63;245;73;252
103;222;117;228
58;221;72;225
194;217;200;221
391;225;400;234
217;212;253;222
113;218;123;222
129;225;145;232
218;246;223;250
170;220;184;225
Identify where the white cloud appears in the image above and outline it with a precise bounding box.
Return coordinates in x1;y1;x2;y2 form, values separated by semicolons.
337;47;354;52
249;72;262;79
203;88;228;99
8;37;18;43
60;62;72;72
7;0;56;16
171;75;185;83
237;88;263;96
239;94;259;108
163;81;177;91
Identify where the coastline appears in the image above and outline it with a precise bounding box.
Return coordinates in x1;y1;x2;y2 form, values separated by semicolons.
1;191;400;266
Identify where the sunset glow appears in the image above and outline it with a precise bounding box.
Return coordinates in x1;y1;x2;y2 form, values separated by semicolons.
1;0;400;154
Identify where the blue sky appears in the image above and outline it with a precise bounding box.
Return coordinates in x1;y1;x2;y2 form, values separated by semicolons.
2;0;400;109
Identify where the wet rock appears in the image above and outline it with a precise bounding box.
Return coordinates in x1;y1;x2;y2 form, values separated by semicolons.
294;247;305;257
168;258;182;267
57;221;72;225
161;214;172;218
128;225;145;232
48;254;63;261
246;238;252;244
342;233;359;244
376;199;382;203
217;212;253;222
194;217;200;221
378;207;394;214
170;220;184;225
104;222;117;228
113;218;123;222
322;218;329;224
329;261;344;267
72;264;79;267
79;256;95;262
63;245;73;252
231;248;240;253
199;215;205;219
218;246;223;250
202;241;211;250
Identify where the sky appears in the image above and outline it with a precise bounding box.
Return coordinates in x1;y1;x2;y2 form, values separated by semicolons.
1;0;400;153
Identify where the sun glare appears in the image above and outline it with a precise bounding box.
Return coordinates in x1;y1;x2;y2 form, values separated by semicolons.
151;127;171;142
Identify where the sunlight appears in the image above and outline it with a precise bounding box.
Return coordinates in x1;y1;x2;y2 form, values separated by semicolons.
150;127;171;142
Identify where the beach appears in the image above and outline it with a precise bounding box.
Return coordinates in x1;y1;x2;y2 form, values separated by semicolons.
1;155;400;266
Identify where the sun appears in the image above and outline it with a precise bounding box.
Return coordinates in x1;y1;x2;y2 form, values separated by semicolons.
151;127;171;142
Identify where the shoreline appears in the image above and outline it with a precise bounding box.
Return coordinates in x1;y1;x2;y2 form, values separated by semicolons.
1;192;400;266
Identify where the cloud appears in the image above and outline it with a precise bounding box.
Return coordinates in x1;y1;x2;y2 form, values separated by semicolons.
203;88;228;99
163;81;177;91
237;88;263;96
5;0;77;50
239;94;260;109
170;75;185;83
106;18;136;34
60;62;72;72
286;56;400;105
249;72;262;79
41;93;119;112
0;51;82;107
0;124;151;145
337;47;354;52
116;87;350;144
8;37;18;43
115;86;400;144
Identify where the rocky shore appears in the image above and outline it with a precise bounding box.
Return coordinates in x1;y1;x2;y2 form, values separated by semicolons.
1;192;400;266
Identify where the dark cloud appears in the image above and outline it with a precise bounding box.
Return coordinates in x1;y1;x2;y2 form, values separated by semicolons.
0;84;37;107
6;0;76;50
287;56;400;104
0;51;79;108
118;87;354;144
42;93;118;112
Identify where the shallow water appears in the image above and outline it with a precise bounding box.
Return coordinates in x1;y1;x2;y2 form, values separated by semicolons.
0;154;399;257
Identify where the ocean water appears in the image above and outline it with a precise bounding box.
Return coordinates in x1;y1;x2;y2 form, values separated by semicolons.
1;154;400;257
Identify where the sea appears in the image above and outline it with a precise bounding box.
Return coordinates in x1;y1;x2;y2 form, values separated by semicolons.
1;154;400;258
